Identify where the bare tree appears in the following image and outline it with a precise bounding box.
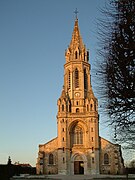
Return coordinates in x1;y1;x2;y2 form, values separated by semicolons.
97;0;135;149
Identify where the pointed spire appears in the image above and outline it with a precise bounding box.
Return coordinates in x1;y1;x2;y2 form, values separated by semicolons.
69;18;85;51
65;14;89;63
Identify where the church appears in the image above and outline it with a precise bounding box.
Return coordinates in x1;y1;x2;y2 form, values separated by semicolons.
36;17;124;175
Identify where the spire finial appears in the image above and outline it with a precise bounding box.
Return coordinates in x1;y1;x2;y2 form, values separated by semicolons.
74;8;79;19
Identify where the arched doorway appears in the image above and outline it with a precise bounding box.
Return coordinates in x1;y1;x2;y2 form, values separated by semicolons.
74;161;84;174
71;153;87;175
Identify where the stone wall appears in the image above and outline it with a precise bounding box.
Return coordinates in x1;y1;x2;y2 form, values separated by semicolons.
99;137;124;174
36;137;58;174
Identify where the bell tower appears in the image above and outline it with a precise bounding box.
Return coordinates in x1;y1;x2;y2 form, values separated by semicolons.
64;18;93;111
57;17;100;175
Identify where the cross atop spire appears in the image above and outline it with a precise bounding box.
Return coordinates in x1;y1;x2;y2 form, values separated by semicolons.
74;8;79;19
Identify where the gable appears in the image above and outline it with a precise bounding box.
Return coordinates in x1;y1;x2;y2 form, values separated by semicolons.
39;137;58;151
100;136;120;151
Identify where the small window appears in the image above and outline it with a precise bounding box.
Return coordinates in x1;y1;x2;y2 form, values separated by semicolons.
87;51;89;61
87;105;89;111
68;70;71;89
92;157;94;163
90;104;93;111
63;157;65;163
49;154;53;165
40;158;43;165
69;102;71;112
104;153;109;164
84;68;87;90
76;108;79;113
75;68;79;88
63;147;64;152
92;137;94;142
75;51;78;59
76;101;78;105
91;127;93;132
63;137;64;141
62;104;64;111
63;128;64;132
92;147;94;152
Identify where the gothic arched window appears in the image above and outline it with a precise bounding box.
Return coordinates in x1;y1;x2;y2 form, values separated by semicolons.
75;68;79;88
73;126;83;145
84;68;88;90
87;51;89;61
104;153;109;164
49;154;54;165
75;51;78;59
69;101;71;112
62;104;64;111
90;104;93;111
68;70;71;89
87;104;89;111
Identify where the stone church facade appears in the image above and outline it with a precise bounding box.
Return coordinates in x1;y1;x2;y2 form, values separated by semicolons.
36;18;124;175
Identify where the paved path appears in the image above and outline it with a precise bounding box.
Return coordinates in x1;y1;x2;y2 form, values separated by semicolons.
11;174;135;180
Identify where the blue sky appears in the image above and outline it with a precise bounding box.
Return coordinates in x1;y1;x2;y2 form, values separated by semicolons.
0;0;132;166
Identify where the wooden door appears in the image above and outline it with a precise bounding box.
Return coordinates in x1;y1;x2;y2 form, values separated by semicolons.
74;161;84;174
74;161;79;174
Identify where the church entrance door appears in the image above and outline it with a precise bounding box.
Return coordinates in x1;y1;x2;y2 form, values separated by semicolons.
74;161;84;174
